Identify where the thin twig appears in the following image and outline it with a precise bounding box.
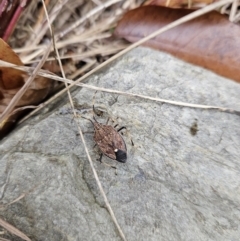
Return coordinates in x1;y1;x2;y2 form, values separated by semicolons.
41;1;127;240
68;60;96;79
15;0;234;121
24;44;128;64
57;0;123;39
25;0;69;47
0;218;31;241
0;0;69;124
0;44;51;124
229;0;239;21
0;61;239;119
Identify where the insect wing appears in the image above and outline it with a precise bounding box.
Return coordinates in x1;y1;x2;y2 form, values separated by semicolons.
94;125;127;161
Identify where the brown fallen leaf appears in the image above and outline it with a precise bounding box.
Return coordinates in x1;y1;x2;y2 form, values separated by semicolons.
144;0;218;8
0;38;54;139
114;6;240;83
0;38;24;89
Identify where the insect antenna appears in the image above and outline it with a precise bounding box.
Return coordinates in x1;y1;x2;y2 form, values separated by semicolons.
77;91;99;126
92;105;99;123
92;90;99;123
81;115;95;126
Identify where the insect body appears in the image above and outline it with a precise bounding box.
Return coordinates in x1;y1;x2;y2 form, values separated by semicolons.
93;119;127;163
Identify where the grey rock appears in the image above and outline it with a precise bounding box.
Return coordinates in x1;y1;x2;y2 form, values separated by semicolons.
1;47;240;241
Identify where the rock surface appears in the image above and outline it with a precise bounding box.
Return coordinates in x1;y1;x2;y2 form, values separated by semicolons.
0;47;240;241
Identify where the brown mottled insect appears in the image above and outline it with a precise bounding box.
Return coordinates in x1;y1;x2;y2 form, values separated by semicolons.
83;107;127;163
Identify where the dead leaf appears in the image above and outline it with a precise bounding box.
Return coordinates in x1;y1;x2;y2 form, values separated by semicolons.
144;0;218;8
114;6;240;83
0;38;54;139
0;38;24;89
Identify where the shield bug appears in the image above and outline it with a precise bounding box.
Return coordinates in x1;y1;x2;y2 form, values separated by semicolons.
83;106;127;163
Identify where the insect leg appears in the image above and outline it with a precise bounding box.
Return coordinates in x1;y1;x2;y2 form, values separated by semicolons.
131;139;134;146
97;153;103;163
92;90;100;119
83;131;94;134
105;117;110;125
117;126;126;132
97;154;116;169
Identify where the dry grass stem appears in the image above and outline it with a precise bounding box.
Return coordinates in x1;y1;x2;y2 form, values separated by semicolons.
0;60;239;117
25;0;70;47
3;194;26;208
68;60;96;79
24;44;128;64
57;0;123;39
229;0;239;21
0;218;31;241
12;0;235;123
0;44;52;124
41;1;127;240
1;1;238;240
